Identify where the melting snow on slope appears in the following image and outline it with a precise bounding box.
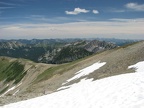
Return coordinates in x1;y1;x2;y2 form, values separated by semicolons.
128;61;144;73
0;82;22;97
1;61;144;108
0;86;16;97
62;61;106;85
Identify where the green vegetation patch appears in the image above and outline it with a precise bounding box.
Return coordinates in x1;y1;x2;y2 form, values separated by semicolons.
35;53;94;83
0;59;26;84
35;61;77;82
0;86;9;94
52;46;92;64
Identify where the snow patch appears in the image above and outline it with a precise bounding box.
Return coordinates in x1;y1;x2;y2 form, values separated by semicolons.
63;61;106;85
13;89;20;96
0;86;16;97
128;61;144;73
0;82;22;97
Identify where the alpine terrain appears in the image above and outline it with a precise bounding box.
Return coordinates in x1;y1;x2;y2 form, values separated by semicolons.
0;39;118;64
0;40;144;108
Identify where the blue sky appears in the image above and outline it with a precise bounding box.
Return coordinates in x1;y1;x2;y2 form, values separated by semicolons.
0;0;144;39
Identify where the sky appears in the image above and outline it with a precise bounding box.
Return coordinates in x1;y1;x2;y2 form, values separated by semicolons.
0;0;144;39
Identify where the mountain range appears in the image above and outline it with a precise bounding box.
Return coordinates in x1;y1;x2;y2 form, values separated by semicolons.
0;39;117;64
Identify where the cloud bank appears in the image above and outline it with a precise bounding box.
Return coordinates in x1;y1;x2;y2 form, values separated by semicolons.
0;18;144;39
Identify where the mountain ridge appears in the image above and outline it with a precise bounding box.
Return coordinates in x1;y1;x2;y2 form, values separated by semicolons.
0;39;117;64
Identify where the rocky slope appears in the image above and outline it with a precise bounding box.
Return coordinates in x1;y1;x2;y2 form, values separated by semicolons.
0;41;24;49
84;40;117;53
0;39;117;64
0;41;144;105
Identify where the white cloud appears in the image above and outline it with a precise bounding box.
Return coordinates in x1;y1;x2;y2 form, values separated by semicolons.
92;10;99;14
125;3;144;11
65;8;89;15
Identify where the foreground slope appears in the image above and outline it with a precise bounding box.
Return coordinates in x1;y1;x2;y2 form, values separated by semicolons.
0;41;144;105
0;57;54;104
1;61;144;108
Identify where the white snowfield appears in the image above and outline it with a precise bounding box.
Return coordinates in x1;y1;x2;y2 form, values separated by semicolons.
1;61;144;108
